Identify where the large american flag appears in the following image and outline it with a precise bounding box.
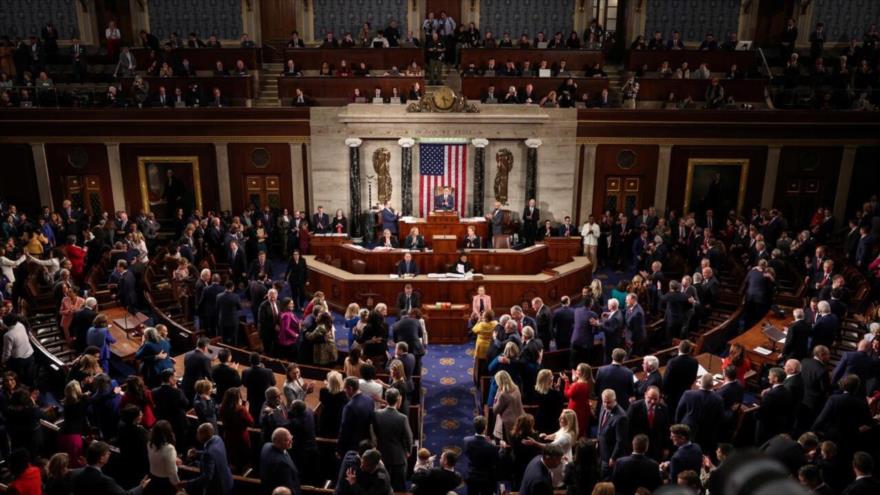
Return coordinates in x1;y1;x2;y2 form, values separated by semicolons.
418;143;467;217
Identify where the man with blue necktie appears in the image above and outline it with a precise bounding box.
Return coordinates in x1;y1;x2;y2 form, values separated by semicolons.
433;186;456;211
381;201;400;236
396;252;419;276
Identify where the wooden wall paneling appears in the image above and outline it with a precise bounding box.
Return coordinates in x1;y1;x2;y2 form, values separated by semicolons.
118;144;219;215
591;144;659;217
667;146;768;217
44;143;114;213
774;146;842;227
847;147;880;219
0;144;40;213
227;143;293;211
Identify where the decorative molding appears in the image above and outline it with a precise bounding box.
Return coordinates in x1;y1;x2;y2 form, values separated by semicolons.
148;0;243;40
471;138;489;148
313;0;406;41
524;138;543;148
811;0;880;42
480;0;575;41
397;137;415;148
345;137;363;147
644;0;740;42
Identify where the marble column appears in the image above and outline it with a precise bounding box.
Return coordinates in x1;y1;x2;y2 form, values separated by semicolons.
290;143;306;212
762;146;782;209
471;138;489;217
214;143;232;211
580;144;598;221
654;145;673;215
833;145;858;222
345;138;363;238
524;139;542;203
31;143;53;210
398;138;415;216
105;143;126;212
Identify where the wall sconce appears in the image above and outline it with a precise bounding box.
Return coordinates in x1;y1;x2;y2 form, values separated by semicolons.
579;0;585;13
471;0;476;12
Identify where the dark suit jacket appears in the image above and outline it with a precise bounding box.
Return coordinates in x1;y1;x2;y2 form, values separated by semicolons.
661;291;691;326
637;370;663;397
663;354;698;411
756;385;793;444
760;434;805;475
395;291;422;316
626;399;670;460
463;435;500;484
519;455;554;495
811;314;839;350
831;351;877;387
433;194;456;211
669;442;702;483
312;213;331;233
596;364;635;405
151;383;189;435
800;357;830;412
812;392;873;449
228;248;247;277
216;291;241;329
403;235;426;251
396;259;419;276
717;381;744;410
391;316;425;356
411;467;463;495
551;306;575;349
782;320;811;361
338;393;375;455
534;305;552;344
187;435;233;495
612;453;661;494
744;269;772;304
247;259;274;280
597;405;629;463
242;366;276;420
602;310;626;350
842;476;880;495
625;304;646;345
211;363;241;401
257;299;281;339
260;443;301;495
182;349;214;400
463;235;482;249
371;407;413;467
117;270;137;309
72;465;143;495
556;223;579;237
675;389;724;450
70;307;98;350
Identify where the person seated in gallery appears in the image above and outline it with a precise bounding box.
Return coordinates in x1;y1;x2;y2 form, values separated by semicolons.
453;253;473;274
538;219;556;241
396;252;420;277
434;186;456;211
403;227;426;251
463;225;482;249
376;228;398;249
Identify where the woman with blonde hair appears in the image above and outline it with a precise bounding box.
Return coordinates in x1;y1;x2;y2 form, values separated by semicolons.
58;380;87;467
532;368;565;434
491;370;524;440
471;308;497;360
589;279;605;311
318;370;347;437
537;409;578;486
45;452;72;495
387;359;411;412
487;341;522;406
591;482;615;495
343;302;361;345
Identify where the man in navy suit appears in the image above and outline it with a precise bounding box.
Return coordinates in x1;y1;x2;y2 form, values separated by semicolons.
812;374;873;457
186;423;234;495
260;428;301;495
487;201;504;239
519;445;563;495
312;205;331;234
612;434;662;494
532;297;553;346
216;281;241;345
227;240;247;286
782;308;811;361
463;416;501;495
625;293;647;355
433;186;455;211
854;225;875;269
115;260;138;312
596;348;635;405
198;274;224;337
636;355;663;397
811;301;839;350
396;252;420;276
380;201;400;235
661;424;702;483
570;300;597;368
756;368;793;445
675;374;724;455
597;389;629;477
247;250;273;281
660;281;693;345
596;298;625;363
72;441;149;494
798;345;831;434
831;340;877;394
744;261;773;328
663;340;699;414
551;296;574;350
626;386;669;461
841;452;880;495
556;216;579;238
337;377;376;456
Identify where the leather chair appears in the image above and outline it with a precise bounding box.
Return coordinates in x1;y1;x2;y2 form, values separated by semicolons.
330;258;342;269
351;259;366;274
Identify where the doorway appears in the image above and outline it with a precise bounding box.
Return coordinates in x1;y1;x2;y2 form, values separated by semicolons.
64;175;104;218
94;0;133;44
245;175;282;210
603;176;641;215
260;0;298;42
426;0;461;25
754;0;796;46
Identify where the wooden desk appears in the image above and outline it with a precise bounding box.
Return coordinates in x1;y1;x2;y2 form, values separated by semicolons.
421;304;471;344
278;76;425;102
728;309;795;368
626;50;757;72
638;352;729;389
538;237;583;265
131;48;261;71
118;76;255;103
283;47;424;70
460;48;603;71
103;306;150;361
306;255;591;314
338;243;548;275
460;76;609;100
636;78;766;102
310;234;351;259
397;215;489;244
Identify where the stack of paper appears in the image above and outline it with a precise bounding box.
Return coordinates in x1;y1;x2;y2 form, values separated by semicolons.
753;347;773;355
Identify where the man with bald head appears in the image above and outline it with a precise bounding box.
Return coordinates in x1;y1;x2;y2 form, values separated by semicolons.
186;423;233;495
782;308;811;361
260;427;300;495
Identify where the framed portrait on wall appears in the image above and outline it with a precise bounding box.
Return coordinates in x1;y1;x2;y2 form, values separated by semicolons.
137;156;203;217
683;158;749;216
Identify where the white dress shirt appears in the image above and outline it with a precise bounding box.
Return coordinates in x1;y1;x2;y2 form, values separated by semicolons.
148;443;180;484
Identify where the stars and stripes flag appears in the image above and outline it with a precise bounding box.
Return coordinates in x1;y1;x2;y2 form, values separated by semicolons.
418;142;467;217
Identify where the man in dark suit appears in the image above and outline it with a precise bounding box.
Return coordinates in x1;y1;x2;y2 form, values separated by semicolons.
519;445;563;495
257;289;281;356
152;369;190;449
72;441;148;495
182;337;213;400
487;201;504;241
625;293;647;355
854;226;876;269
396;252;419;276
675;374;724;455
597;299;626;363
556;216;579;238
338;377;376;456
410;449;463;495
370;389;413;491
198;274;224;337
242;353;276;420
660;281;693;344
210;349;241;401
626;386;669;461
227;240;247;286
760;433;807;476
380;201;400;235
597;389;629;477
842;452;880;495
463;416;501;495
570;302;597;368
663;340;699;414
247;251;273;281
831;340;876;392
532;297;553;346
260;428;301;495
596;348;635;406
185;423;234;495
114;260;138;312
433;186;456;211
782;308;812;361
70;297;98;352
395;284;421;316
312;206;330;234
392;308;425;372
744;262;773;328
812;374;873;456
799;345;831;434
612;434;662;494
756;368;793;445
521;198;539;246
551;296;574;350
215;282;241;345
636;355;663;397
662;424;702;483
152;86;172;107
811;301;839;350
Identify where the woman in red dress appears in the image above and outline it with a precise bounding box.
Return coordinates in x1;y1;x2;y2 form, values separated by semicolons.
562;362;593;439
119;375;156;428
721;343;752;386
298;222;310;254
219;387;254;473
63;237;86;285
